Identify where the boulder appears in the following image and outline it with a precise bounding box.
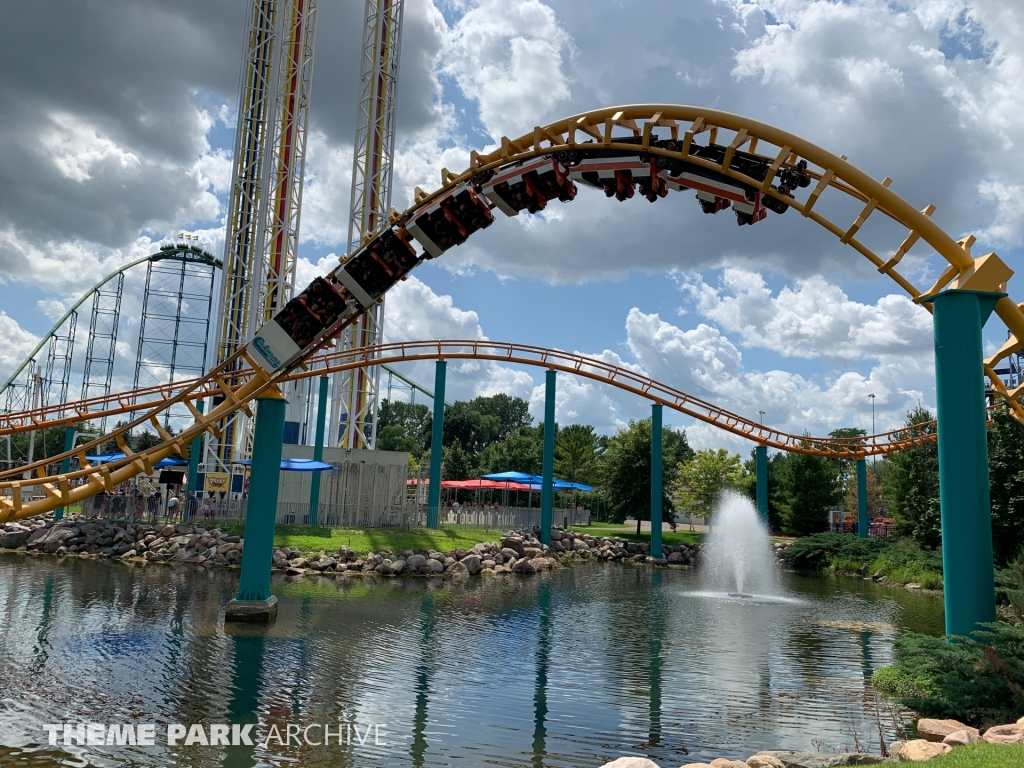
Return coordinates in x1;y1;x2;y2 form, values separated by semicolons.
406;554;427;569
501;537;525;557
942;730;977;747
897;740;952;761
667;551;684;563
0;530;31;549
573;539;590;552
425;559;444;574
523;547;543;559
391;559;406;575
679;764;715;768
982;724;1024;744
461;554;483;575
711;760;749;768
598;759;661;768
917;718;978;742
512;558;536;574
746;757;786;768
445;561;469;576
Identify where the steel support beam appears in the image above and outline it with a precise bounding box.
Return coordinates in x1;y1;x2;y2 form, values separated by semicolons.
426;361;446;529
857;457;868;539
540;370;555;547
226;394;286;623
925;289;1003;637
650;403;663;559
308;375;328;525
755;444;768;524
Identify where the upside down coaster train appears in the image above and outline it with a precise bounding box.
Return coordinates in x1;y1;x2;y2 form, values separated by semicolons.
2;105;1020;635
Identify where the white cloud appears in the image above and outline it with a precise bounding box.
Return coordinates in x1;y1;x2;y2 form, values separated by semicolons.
38;112;141;183
438;0;573;139
0;312;40;383
679;268;934;360
622;307;928;441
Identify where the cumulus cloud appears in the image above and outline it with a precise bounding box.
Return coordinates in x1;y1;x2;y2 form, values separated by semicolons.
439;0;574;138
622;307;929;442
0;313;39;383
678;268;934;360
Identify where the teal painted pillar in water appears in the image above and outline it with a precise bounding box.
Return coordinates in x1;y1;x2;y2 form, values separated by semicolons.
186;400;204;521
308;376;329;526
226;395;286;622
857;457;869;539
755;445;768;524
924;289;1004;638
540;370;556;547
426;361;447;529
650;404;663;559
54;426;75;521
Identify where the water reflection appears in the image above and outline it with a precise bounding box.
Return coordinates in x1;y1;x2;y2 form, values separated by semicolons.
0;554;944;767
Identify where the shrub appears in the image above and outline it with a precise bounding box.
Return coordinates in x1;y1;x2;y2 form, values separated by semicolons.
874;623;1024;728
780;531;888;571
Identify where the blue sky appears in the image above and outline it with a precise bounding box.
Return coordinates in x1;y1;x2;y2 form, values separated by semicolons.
2;0;1023;452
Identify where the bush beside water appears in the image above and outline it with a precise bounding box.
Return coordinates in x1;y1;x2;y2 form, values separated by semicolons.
873;623;1024;728
780;532;944;588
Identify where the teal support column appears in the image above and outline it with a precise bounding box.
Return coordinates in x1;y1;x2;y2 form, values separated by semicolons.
307;376;329;526
225;395;286;623
650;404;663;559
186;400;204;521
925;288;1004;638
857;457;869;539
54;426;75;521
540;370;556;547
426;361;447;529
755;445;768;524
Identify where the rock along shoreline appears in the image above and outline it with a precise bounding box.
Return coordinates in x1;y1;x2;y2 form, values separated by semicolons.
1;514;708;577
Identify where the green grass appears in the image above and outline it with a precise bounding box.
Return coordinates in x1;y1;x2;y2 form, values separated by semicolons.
584;523;704;546
925;744;1024;767
220;524;501;557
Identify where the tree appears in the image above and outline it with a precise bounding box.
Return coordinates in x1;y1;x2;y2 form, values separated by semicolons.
555;424;598;485
442;438;476;480
988;407;1024;565
675;448;744;521
442;394;532;454
377;399;431;458
775;445;842;536
134;430;161;451
599;419;692;535
477;424;544;476
886;407;940;547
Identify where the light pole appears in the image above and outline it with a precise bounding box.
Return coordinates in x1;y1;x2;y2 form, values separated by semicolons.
758;410;765;425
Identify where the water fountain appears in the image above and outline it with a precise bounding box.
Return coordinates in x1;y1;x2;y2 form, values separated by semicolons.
700;491;780;599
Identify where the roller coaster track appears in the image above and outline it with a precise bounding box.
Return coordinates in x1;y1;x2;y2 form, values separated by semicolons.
0;245;220;409
0;338;938;455
3;104;1020;523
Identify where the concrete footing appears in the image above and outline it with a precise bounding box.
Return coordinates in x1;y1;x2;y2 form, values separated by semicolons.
225;597;278;624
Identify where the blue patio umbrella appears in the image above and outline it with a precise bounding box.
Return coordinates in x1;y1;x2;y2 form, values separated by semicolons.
86;453;188;468
231;458;337;471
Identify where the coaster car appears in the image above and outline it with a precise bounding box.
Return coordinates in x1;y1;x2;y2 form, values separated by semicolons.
333;229;418;308
480;157;576;216
406;183;494;257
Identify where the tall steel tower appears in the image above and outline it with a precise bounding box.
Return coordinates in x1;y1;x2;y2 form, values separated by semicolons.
332;0;405;450
214;0;318;462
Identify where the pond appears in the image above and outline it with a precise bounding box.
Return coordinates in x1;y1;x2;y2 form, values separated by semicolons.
0;552;943;767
